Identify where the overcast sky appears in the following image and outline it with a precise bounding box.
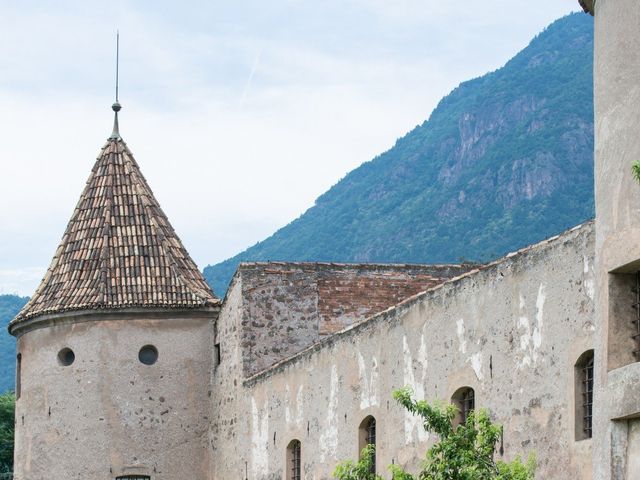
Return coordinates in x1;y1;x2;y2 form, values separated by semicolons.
0;1;580;296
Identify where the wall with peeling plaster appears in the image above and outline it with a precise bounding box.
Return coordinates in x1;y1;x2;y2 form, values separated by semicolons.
592;0;640;478
212;222;595;479
13;314;215;480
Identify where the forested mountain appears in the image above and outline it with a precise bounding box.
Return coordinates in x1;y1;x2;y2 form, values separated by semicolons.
0;14;595;383
0;296;27;393
203;13;595;296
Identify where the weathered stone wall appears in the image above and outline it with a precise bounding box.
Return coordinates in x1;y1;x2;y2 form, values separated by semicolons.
237;262;472;376
210;275;250;479
213;223;595;479
239;264;320;377
593;1;640;478
13;313;215;480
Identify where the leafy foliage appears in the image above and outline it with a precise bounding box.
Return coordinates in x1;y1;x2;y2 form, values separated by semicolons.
0;391;14;474
0;296;28;394
333;445;382;480
391;388;535;480
334;388;535;480
632;161;640;185
204;13;595;297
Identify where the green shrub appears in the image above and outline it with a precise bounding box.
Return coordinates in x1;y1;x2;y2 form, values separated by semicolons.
632;161;640;184
334;387;535;480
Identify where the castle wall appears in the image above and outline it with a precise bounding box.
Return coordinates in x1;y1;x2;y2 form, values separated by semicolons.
210;275;250;479
13;314;214;480
213;223;595;479
592;1;640;478
236;263;472;376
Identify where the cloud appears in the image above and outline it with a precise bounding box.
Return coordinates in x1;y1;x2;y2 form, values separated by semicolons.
0;268;43;297
0;1;579;295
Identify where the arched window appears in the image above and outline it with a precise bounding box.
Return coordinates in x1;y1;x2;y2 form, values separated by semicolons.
286;439;301;480
358;416;376;474
575;350;594;441
452;387;475;426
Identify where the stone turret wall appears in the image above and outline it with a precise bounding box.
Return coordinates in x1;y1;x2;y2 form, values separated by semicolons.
13;313;215;480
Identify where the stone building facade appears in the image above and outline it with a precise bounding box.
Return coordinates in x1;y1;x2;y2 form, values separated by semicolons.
211;223;596;479
8;1;640;479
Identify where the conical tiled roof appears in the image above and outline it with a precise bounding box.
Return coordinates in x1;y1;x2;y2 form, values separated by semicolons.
13;136;218;325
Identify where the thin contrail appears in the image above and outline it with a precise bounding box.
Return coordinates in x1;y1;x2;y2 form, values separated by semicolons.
240;47;263;109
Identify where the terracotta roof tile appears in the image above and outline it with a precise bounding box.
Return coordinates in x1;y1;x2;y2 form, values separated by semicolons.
13;137;218;324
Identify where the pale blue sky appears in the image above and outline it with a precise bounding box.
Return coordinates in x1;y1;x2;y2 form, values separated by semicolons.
0;0;580;295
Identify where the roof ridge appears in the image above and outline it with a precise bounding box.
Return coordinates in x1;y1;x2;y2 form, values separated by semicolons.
100;140;116;307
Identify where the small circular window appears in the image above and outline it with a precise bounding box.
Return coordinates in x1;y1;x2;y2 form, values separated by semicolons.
58;348;75;367
138;345;158;365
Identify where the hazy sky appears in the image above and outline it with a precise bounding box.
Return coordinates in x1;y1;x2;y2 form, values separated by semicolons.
0;1;580;295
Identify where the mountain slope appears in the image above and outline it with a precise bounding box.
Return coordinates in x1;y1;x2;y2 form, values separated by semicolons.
0;296;27;393
207;13;595;297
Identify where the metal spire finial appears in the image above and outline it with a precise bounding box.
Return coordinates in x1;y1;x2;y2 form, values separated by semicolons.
110;31;122;139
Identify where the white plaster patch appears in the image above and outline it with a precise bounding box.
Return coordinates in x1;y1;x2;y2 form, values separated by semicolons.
285;384;292;425
518;316;531;352
250;397;269;476
284;384;304;429
532;284;546;352
319;365;339;462
402;335;429;445
358;351;379;410
469;352;484;381
583;255;595;300
295;385;304;429
518;291;532;367
456;318;467;354
517;284;546;368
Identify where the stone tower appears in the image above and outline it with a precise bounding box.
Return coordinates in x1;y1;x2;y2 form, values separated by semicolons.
589;0;640;478
9;105;220;480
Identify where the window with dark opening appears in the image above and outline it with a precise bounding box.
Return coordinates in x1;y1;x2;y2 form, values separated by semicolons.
58;348;75;367
286;439;301;480
138;345;158;365
634;272;640;360
358;416;376;475
575;350;594;441
116;476;150;480
16;353;22;400
607;267;640;370
452;387;475;426
214;343;221;366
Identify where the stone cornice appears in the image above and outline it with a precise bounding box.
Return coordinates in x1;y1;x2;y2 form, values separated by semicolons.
8;305;219;338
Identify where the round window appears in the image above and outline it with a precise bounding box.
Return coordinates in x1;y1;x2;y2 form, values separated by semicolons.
138;345;158;365
58;348;75;367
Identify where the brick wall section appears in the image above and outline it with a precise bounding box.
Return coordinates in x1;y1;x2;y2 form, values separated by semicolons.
238;262;473;376
317;267;470;335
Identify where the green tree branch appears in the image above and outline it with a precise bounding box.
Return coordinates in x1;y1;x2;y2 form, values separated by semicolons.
334;387;535;480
